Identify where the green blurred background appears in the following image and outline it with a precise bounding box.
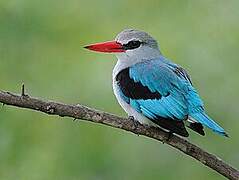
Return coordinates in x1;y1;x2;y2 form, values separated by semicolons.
0;0;238;179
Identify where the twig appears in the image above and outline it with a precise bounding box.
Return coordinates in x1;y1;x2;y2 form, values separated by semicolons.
0;89;238;180
21;83;25;96
21;83;29;98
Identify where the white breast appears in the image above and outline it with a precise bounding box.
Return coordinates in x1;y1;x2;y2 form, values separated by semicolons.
112;62;156;126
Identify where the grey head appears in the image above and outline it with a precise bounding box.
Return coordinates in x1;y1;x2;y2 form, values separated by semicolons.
114;29;161;65
115;29;159;49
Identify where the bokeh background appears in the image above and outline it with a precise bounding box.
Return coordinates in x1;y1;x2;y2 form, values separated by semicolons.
0;0;238;179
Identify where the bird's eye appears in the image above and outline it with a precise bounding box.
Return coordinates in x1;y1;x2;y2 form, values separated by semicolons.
123;40;141;50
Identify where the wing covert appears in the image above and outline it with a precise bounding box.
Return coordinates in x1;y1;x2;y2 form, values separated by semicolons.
116;58;204;122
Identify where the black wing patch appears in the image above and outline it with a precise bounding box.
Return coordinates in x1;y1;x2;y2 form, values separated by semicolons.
116;68;163;100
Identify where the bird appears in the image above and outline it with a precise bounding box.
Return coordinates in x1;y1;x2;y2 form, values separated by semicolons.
84;29;228;137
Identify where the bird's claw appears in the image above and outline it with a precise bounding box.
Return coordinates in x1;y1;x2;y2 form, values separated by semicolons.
128;116;140;136
162;132;173;144
128;116;137;127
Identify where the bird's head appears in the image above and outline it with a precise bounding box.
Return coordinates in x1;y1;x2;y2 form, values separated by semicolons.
84;29;161;65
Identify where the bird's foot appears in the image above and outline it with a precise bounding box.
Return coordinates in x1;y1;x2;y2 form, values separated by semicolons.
128;116;140;136
128;116;138;127
162;131;173;144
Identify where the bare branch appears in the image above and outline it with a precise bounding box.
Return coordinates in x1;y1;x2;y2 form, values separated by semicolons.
0;90;238;180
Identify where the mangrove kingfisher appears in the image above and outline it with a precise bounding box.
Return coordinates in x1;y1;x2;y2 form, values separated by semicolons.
84;29;228;137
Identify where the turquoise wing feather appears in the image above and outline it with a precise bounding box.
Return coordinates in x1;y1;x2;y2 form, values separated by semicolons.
126;57;227;136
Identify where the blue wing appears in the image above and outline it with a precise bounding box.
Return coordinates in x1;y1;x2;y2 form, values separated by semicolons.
129;59;190;120
116;56;227;136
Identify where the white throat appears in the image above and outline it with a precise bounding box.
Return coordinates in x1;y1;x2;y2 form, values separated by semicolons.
113;46;161;77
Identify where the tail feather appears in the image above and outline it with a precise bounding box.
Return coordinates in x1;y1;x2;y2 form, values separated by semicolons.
189;112;228;137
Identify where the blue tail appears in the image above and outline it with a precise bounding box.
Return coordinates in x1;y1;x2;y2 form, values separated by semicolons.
190;112;228;137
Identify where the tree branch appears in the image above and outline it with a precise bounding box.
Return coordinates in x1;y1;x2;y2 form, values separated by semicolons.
0;89;238;180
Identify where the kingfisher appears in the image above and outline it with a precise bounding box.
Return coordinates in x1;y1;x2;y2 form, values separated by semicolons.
84;29;228;137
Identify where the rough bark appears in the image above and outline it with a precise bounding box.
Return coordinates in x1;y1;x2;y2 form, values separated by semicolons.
0;89;238;180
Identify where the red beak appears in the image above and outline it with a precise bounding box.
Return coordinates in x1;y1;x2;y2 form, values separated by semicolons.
84;41;125;53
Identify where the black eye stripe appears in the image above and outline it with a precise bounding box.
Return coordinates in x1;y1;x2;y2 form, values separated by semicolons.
123;40;141;50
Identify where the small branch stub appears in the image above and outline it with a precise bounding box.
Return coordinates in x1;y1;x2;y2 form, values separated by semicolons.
21;83;25;96
21;83;29;98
